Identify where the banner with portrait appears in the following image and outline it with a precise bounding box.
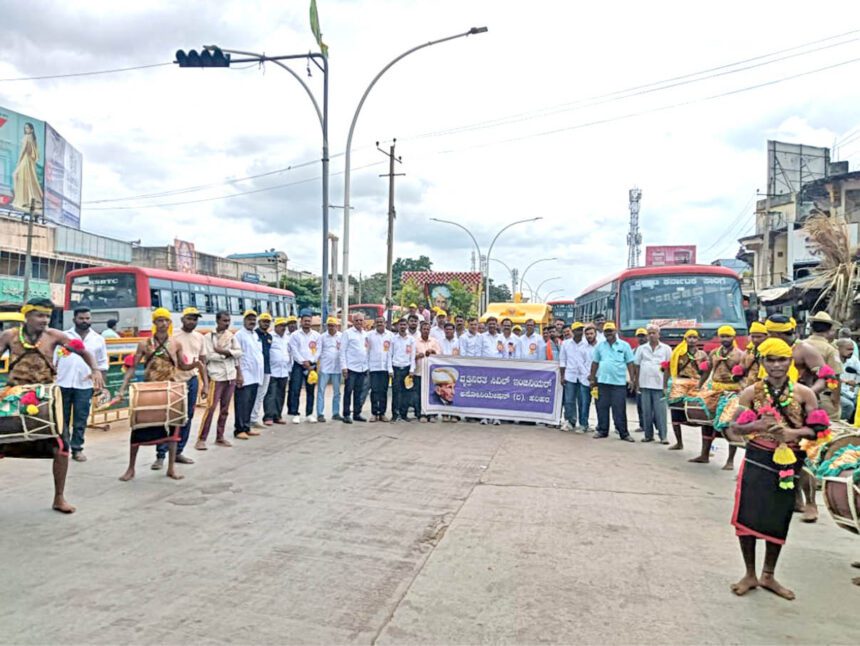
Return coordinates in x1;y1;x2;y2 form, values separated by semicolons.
421;356;562;424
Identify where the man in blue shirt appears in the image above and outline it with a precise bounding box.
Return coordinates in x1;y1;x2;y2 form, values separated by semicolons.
588;322;635;441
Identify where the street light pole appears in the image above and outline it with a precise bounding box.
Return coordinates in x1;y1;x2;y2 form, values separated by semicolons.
485;217;542;310
196;47;330;320
490;258;515;295
430;217;484;309
519;257;557;295
533;276;560;302
341;26;488;326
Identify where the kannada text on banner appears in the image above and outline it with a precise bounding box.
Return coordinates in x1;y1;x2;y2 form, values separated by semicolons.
421;356;561;423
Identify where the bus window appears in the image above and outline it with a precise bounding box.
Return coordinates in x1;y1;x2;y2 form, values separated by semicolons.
212;294;228;313
229;296;241;314
192;291;209;312
69;273;137;309
173;291;191;312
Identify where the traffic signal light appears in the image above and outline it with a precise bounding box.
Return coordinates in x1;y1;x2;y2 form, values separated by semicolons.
175;48;231;68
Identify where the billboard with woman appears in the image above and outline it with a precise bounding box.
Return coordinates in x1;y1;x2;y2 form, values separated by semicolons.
0;107;46;216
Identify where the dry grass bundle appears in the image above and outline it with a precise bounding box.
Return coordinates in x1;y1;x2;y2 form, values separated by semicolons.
802;214;859;323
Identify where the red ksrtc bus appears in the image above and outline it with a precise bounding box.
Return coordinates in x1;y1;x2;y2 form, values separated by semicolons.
548;299;576;326
64;266;296;336
573;265;747;349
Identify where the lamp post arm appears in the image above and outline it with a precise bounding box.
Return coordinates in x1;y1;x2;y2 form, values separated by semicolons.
216;48;324;128
520;257;557;291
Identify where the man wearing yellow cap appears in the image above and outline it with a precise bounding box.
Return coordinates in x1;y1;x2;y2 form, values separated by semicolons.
155;306;207;469
739;322;768;388
233;310;264;440
118;307;186;482
632;328;649;434
726;337;820;601
0;297;105;513
250;312;274;429
287;312;321;423
430;309;448;346
559;322;592;432
263;316;291;426
316;316;343;422
667;329;709;451
588;322;636;441
690;325;745;467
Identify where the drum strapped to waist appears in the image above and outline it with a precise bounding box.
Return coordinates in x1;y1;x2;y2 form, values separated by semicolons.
129;382;188;431
0;384;63;445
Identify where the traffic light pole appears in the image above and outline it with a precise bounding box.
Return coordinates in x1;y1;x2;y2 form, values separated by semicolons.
179;48;330;322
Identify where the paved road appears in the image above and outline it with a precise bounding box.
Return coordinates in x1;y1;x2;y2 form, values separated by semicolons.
1;399;857;645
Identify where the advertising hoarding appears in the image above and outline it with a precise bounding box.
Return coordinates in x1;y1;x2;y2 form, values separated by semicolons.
0;107;46;216
44;124;83;228
174;239;196;273
644;245;697;266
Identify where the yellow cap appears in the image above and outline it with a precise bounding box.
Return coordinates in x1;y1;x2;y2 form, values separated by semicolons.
758;337;793;358
152;307;172;321
181;306;201;317
274;317;288;326
603;322;617;331
749;321;767;334
285;315;298;323
635;328;648;336
717;325;736;337
243;309;258;318
435;308;447;317
258;312;273;322
571;322;584;330
684;329;699;338
326;316;339;325
409;303;418;308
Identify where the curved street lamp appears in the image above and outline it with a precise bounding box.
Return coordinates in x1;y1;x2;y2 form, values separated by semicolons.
341;27;489;325
485;217;541;309
519;257;557;293
532;276;560;301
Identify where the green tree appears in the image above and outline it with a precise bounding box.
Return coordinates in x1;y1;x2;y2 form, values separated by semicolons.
356;272;387;305
281;276;322;313
392;255;432;287
399;278;424;308
488;280;512;303
447;279;477;317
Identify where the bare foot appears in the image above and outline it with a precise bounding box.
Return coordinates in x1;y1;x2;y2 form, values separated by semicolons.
801;503;818;523
722;462;734;471
794;501;804;513
118;469;135;482
52;497;76;514
166;470;185;481
689;456;710;463
760;573;795;600
668;443;683;451
852;576;860;586
852;561;860;569
731;574;759;596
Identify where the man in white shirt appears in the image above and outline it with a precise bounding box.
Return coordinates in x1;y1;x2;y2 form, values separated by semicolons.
459;317;482;358
263;317;292;425
481;316;504;359
287;313;321;424
559;322;592;432
593;314;607;343
499;318;522;360
390;318;416;422
519;318;545;361
316;316;342;422
454;315;466;338
430;309;448;345
340;313;369;423
55;307;108;462
234;310;264;440
438;322;461;356
634;324;672;443
406;313;421;341
367;316;394;422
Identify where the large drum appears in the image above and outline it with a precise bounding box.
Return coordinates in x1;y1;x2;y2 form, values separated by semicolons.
822;473;860;535
683;399;712;427
128;382;187;446
668;377;699;404
0;384;64;459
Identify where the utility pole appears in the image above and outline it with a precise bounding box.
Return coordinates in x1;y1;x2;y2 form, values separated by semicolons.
378;139;405;326
357;271;363;305
627;187;642;268
22;199;37;304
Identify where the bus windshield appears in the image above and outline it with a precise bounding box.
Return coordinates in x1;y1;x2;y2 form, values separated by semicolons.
550;302;575;325
70;273;137;309
619;274;745;331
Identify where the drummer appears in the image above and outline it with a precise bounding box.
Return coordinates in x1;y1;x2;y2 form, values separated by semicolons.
765;314;831;522
725;338;821;601
691;326;745;468
0;298;105;514
117;308;186;482
667;329;708;451
739;321;768;388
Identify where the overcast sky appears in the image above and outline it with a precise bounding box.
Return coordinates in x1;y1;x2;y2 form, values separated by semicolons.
2;0;859;299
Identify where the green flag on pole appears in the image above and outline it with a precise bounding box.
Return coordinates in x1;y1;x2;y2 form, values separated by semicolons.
309;0;329;58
